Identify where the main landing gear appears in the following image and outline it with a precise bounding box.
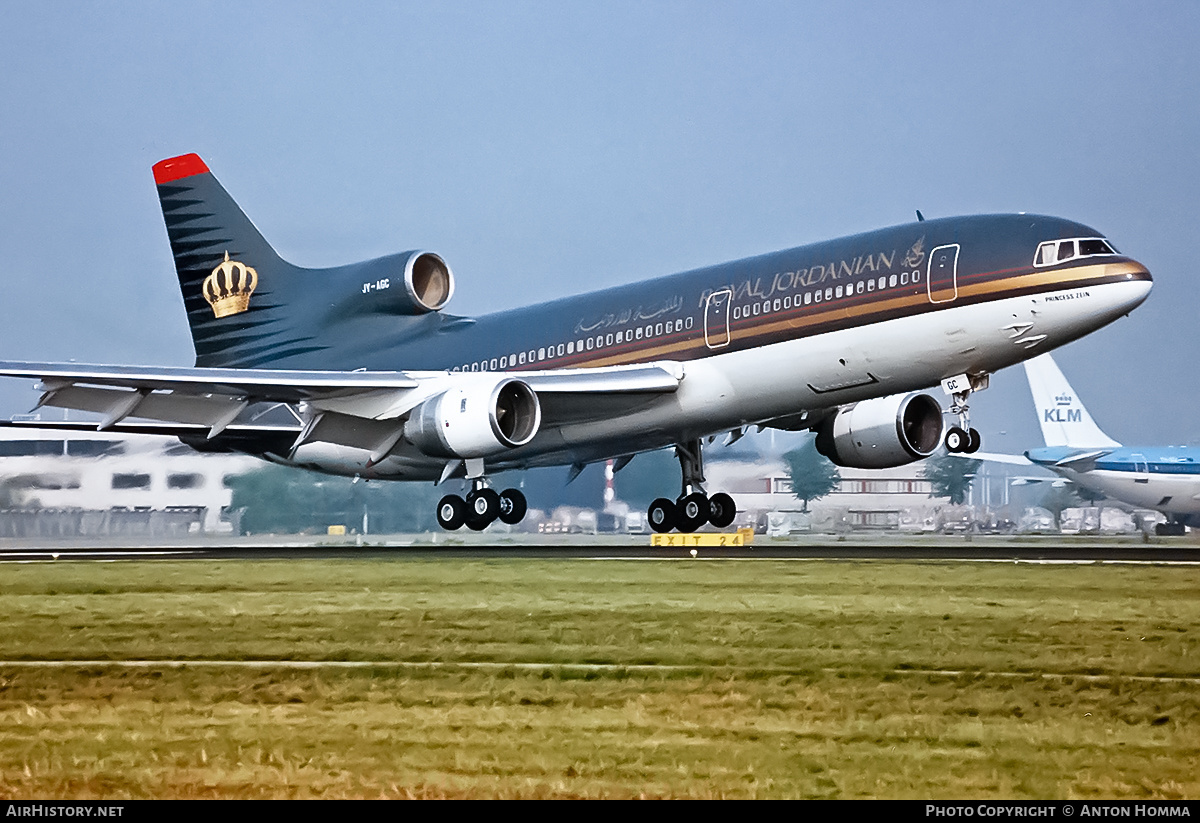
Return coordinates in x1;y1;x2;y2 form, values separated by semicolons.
647;439;738;534
437;479;527;531
942;375;983;454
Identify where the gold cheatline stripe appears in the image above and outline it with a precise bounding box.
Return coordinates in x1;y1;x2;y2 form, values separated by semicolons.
573;261;1143;368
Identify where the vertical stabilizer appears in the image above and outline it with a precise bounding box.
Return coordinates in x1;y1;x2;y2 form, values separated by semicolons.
152;153;321;369
1023;354;1121;448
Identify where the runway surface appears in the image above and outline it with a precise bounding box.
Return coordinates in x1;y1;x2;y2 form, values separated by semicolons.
0;532;1196;563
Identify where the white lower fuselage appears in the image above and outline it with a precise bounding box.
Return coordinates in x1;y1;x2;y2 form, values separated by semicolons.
1050;466;1200;516
288;277;1151;479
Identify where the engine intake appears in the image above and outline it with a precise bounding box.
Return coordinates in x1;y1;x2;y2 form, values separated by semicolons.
814;392;944;469
404;377;541;459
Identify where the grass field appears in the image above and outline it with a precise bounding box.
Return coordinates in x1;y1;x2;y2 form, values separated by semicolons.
0;556;1196;799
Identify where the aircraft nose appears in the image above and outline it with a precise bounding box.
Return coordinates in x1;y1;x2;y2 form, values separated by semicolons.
1121;259;1153;306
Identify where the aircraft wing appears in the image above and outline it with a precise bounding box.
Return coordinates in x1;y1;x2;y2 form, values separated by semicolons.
0;360;683;449
954;451;1033;466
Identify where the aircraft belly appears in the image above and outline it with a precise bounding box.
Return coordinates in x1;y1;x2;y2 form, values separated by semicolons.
1064;469;1200;515
256;280;1151;481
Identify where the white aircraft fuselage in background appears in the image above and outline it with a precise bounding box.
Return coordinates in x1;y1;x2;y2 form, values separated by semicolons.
1017;354;1197;534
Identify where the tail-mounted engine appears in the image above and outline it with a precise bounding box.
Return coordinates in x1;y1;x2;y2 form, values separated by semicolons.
399;250;455;312
404;376;541;459
330;249;456;319
814;392;944;469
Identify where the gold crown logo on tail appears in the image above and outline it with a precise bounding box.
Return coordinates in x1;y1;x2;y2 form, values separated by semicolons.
203;251;258;318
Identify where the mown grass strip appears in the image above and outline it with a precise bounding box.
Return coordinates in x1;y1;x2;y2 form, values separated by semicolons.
0;557;1195;798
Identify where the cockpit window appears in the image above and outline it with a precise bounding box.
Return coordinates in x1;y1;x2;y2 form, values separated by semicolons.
1079;238;1118;256
1033;237;1118;267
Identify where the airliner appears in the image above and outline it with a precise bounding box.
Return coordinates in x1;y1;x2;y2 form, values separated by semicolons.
980;354;1196;535
0;153;1153;532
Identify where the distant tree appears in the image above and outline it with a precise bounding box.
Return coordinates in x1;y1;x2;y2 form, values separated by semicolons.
227;465;441;534
783;438;842;512
922;451;979;505
613;449;681;509
1037;482;1088;526
0;478;27;509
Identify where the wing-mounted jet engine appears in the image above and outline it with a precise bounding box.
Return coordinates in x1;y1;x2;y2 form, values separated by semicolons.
814;392;945;469
404;376;541;458
407;376;541;533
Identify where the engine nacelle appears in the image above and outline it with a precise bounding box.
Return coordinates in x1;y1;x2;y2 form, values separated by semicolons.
399;250;455;313
814;392;944;469
333;249;455;317
404;376;541;459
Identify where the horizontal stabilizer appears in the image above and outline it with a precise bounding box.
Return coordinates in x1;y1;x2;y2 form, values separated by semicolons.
1052;449;1111;468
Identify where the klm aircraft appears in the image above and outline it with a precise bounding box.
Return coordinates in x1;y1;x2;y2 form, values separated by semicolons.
1010;354;1197;535
0;154;1153;532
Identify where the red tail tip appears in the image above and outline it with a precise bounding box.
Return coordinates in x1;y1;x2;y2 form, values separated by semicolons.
153;153;210;184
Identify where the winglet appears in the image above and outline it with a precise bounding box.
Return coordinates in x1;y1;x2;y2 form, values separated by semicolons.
152;153;210;184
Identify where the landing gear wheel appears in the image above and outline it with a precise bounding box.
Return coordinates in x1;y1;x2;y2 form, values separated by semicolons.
708;492;737;529
676;492;709;533
497;488;527;525
648;498;676;533
1156;522;1186;536
943;375;987;456
436;495;467;531
465;488;501;531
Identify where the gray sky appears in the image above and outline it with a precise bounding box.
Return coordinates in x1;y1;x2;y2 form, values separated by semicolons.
0;0;1196;454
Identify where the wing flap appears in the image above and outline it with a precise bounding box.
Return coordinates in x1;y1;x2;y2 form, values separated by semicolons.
39;385;248;431
294;411;404;458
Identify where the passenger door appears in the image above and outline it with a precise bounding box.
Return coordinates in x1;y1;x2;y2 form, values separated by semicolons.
1131;453;1150;484
927;244;961;304
704;289;732;349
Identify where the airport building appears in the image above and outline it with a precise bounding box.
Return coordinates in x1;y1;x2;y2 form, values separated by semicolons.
705;459;944;531
0;427;259;537
0;428;1159;537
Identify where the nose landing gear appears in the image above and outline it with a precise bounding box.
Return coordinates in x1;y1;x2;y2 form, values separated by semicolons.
942;374;986;454
647;439;739;533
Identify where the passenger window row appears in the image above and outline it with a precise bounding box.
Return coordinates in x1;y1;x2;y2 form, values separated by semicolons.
731;270;924;320
455;317;696;372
